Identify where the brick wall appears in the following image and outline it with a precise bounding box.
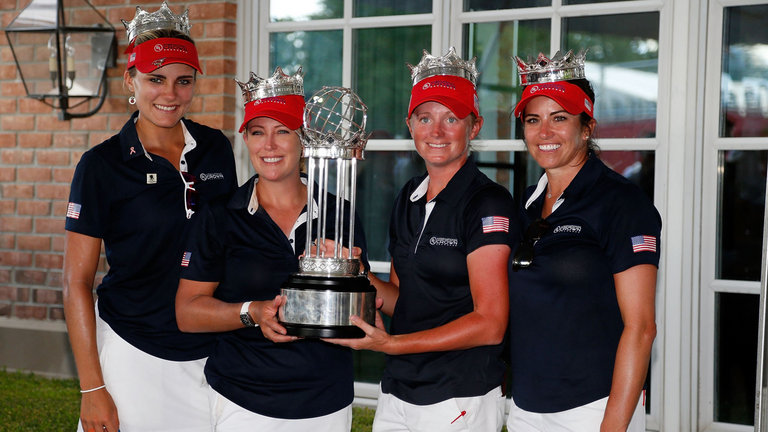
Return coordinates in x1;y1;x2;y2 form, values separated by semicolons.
0;0;238;322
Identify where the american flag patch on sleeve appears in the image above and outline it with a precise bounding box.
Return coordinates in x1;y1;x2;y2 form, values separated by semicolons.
181;251;192;267
631;235;657;253
481;216;509;233
66;202;81;219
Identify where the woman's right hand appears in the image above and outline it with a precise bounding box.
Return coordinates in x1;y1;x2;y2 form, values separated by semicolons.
254;295;298;343
79;388;119;432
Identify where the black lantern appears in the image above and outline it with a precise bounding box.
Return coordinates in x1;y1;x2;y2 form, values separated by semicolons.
4;0;116;120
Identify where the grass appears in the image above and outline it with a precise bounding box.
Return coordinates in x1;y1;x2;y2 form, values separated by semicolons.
0;369;376;431
0;369;81;431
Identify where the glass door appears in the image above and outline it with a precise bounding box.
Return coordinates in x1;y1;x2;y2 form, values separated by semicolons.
702;1;768;430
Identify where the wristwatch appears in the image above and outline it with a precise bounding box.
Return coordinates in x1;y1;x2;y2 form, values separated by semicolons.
239;301;258;328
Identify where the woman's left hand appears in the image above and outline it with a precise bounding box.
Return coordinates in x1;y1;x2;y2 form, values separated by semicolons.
323;298;393;352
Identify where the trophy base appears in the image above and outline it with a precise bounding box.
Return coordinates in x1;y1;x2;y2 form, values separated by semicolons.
281;323;365;339
278;274;375;339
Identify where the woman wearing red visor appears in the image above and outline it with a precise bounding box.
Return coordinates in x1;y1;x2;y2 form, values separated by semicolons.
328;47;516;432
63;4;236;432
506;50;661;432
175;67;369;431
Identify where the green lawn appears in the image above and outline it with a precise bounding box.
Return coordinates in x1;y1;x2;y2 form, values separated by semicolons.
0;369;376;431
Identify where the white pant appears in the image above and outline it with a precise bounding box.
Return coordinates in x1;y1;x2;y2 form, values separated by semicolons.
506;392;646;432
77;312;211;432
208;387;352;431
372;386;505;432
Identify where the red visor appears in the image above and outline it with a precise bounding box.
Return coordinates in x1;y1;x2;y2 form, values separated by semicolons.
239;94;306;133
513;81;593;118
408;75;478;119
127;37;201;74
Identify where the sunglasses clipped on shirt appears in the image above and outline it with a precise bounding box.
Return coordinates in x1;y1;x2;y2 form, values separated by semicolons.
182;171;198;219
511;218;550;271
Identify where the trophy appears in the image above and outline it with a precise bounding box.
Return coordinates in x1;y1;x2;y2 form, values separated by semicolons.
278;87;376;338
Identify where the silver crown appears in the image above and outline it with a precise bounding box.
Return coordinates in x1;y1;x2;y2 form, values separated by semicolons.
407;47;478;86
121;2;191;44
514;49;588;86
235;67;304;104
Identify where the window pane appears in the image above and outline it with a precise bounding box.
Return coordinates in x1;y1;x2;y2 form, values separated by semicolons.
600;151;655;200
353;26;431;140
270;31;343;97
354;0;430;17
563;13;659;138
721;5;768;138
357;152;425;262
464;19;551;140
715;292;758;425
269;0;342;21
464;0;549;11
718;150;767;281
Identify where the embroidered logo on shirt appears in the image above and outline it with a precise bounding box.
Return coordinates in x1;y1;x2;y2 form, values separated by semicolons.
631;235;657;253
481;216;509;233
181;251;192;267
146;173;157;184
66;202;81;219
199;172;224;181
429;236;458;247
553;224;581;234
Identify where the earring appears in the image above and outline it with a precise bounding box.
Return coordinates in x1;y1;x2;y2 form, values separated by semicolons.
128;95;136;105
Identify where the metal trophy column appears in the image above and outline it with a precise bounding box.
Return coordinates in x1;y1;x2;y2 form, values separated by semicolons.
278;87;376;338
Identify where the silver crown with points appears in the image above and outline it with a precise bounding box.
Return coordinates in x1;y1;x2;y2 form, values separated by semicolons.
514;49;588;86
235;67;304;105
121;1;191;44
407;47;478;86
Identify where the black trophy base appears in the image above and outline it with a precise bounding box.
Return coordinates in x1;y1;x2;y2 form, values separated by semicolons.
281;323;365;338
278;274;376;339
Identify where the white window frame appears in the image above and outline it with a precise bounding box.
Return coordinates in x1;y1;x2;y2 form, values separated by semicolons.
700;1;768;430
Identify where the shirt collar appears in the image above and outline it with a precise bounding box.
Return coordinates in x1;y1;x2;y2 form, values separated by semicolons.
119;111;196;163
230;174;317;218
524;152;604;213
409;155;478;205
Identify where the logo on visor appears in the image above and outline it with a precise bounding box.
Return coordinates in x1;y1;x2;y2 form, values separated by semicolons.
423;80;456;91
584;99;592;112
254;96;287;106
530;83;566;94
153;43;190;54
152;58;165;67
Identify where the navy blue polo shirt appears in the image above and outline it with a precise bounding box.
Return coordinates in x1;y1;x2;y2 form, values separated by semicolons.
65;111;237;361
508;153;661;413
180;175;369;419
381;156;518;405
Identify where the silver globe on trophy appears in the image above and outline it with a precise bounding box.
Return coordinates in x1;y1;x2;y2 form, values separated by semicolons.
278;87;376;338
